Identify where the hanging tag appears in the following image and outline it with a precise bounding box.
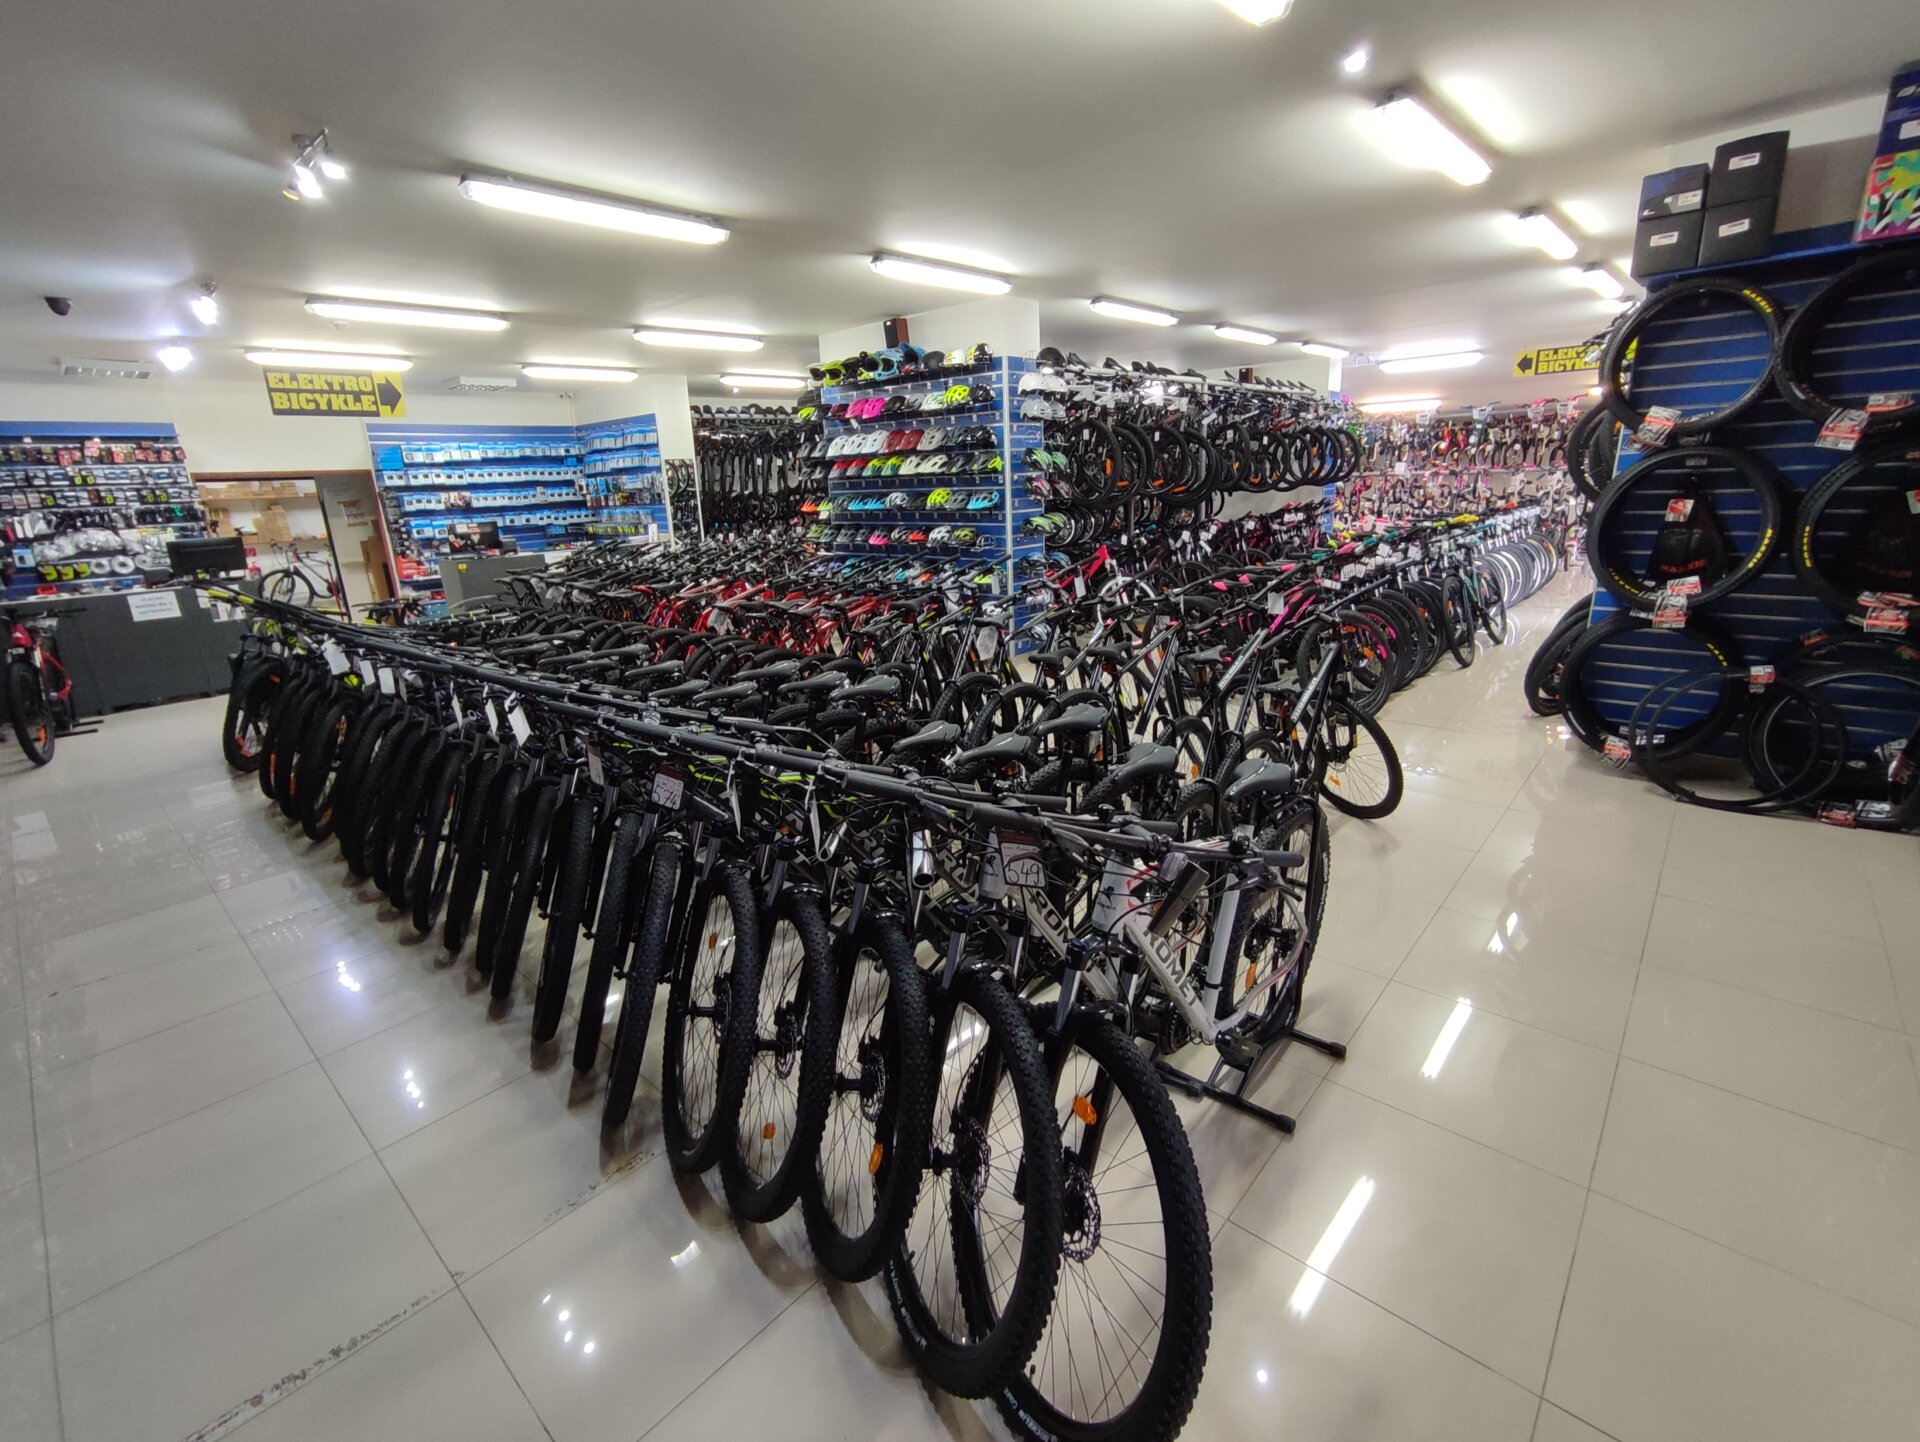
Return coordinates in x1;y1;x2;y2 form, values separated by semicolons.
1265;590;1285;615
506;701;532;744
1886;744;1914;785
651;766;684;809
1602;735;1632;767
585;743;605;786
1650;593;1690;629
1815;408;1870;452
1635;406;1681;447
356;659;375;686
1906;488;1920;516
1747;664;1775;694
377;666;397;696
1665;496;1695;522
1863;607;1911;634
321;640;349;676
1818;803;1860;828
1865;392;1913;415
486;698;505;733
452;693;465;724
1664;574;1703;598
996;831;1045;889
1072;574;1086;599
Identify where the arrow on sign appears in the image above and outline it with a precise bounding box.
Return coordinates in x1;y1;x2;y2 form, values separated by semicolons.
1515;353;1536;376
376;378;403;411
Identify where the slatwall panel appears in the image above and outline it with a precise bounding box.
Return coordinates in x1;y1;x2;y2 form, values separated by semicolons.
1580;229;1920;751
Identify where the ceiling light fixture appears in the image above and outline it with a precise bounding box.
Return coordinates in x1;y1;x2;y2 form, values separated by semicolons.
1370;92;1492;187
458;172;729;245
521;363;638;382
1218;0;1293;24
155;345;194;373
720;372;806;391
189;284;219;326
1298;341;1351;359
1511;209;1578;261
1214;324;1278;346
1379;350;1483;374
633;326;764;352
243;349;414;371
285;130;346;201
868;251;1013;296
1359;396;1442;414
1341;45;1371;75
290;162;324;200
1090;296;1179;327
304;296;509;331
1575;264;1627;299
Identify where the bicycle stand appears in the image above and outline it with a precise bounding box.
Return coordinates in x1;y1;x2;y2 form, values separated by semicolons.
1151;1022;1351;1135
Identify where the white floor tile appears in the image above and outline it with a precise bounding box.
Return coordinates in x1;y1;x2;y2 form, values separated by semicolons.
25;935;269;1074
1870;873;1920;1036
321;999;539;1149
1623;968;1920;1152
279;943;469;1056
1442;852;1654;961
1479;807;1667;891
1395;907;1640;1051
0;1180;48;1343
1533;1402;1615;1442
1189;1223;1538;1442
20;891;239;999
462;1155;810;1442
0;1324;61;1442
43;1062;370;1310
215;868;334;932
53;1156;450;1442
1328;827;1477;905
1374;787;1507;850
243;906;394;989
228;1292;547;1442
1546;1194;1920;1442
1659;808;1885;942
1158;1052;1321;1217
1287;958;1389;1077
1233;1082;1585;1389
1315;883;1437;978
0;1007;26;1096
1334;982;1617;1183
31;991;311;1173
0;1085;35;1192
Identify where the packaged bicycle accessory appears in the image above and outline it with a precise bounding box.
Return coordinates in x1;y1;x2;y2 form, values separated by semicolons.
1648;492;1734;588
1698;196;1779;266
1632;211;1703;279
1708;132;1788;206
1639;164;1710;220
1856;61;1920;242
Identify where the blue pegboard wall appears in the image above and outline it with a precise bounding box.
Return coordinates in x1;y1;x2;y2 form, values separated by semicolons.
1579;228;1920;750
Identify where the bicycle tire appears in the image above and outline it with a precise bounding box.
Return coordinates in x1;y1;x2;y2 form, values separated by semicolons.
293;697;354;841
222;658;282;773
531;793;598;1042
1599;278;1782;440
489;777;561;1000
408;743;468;938
7;660;55;766
574;809;643;1071
661;861;764;1175
473;762;530;975
1773;250;1920;437
1319;698;1403;819
602;832;682;1126
1586;445;1787;610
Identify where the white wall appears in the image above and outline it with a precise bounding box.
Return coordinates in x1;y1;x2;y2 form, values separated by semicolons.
820;297;1042;362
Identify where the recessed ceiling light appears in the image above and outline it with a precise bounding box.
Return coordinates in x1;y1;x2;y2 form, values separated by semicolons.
870;252;1013;295
1573;264;1627;299
1213;324;1278;346
1341;45;1371;75
1090;296;1179;327
1379;350;1483;374
720;372;806;391
1510;209;1578;261
1298;341;1351;359
1218;0;1293;24
633;326;765;352
1370;92;1491;186
521;363;637;382
458;172;728;245
1359;396;1443;414
305;297;509;331
243;349;413;371
155;345;193;373
189;285;219;326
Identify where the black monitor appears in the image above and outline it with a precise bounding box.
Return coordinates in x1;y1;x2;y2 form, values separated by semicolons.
166;535;249;576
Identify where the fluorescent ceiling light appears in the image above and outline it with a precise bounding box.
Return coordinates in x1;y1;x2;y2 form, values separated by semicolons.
721;372;806;391
189;286;219;326
305;297;509;331
633;326;764;352
1511;209;1577;260
1090;296;1179;327
870;252;1012;296
458;172;729;245
1575;264;1627;299
155;345;193;373
318;156;348;181
1379;350;1483;374
290;162;324;200
521;364;637;382
243;349;414;371
1341;45;1371;75
1214;324;1278;346
1218;0;1293;23
1371;92;1492;187
1359;396;1441;414
1298;341;1350;359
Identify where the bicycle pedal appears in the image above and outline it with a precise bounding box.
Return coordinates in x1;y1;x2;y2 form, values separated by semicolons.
1214;1034;1259;1071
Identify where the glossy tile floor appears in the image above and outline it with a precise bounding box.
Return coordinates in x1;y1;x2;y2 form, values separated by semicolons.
3;578;1918;1442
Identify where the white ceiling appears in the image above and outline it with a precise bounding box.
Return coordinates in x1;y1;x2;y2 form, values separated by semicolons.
0;0;1913;407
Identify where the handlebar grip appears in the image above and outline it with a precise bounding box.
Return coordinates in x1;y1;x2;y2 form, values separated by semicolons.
1260;849;1306;870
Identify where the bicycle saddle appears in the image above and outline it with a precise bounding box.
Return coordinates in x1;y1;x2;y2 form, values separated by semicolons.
833;674;900;703
1224;757;1297;803
693;681;756;708
1081;645;1129;666
888;720;962;758
1105;743;1179;790
628;659;686;682
733;660;805;686
778;671;845;697
1029;648;1072;672
950;732;1033;769
1035;703;1111;739
651;678;709;701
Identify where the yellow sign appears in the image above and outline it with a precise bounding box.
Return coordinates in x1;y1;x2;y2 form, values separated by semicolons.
263;368;407;418
1513;344;1600;378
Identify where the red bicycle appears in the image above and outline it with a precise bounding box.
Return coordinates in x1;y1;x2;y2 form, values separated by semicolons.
3;604;77;766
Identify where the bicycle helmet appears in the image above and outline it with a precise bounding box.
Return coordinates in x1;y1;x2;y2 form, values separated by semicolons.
943;383;972;406
907;528;928;543
867;529;889;546
926;487;954;508
967;489;1001;510
928;525;953;544
969;382;995;406
886;490;912;510
920;392;947;414
950;526;979;546
921;428;949;449
882;393;910;417
1018;372;1067;393
873;347;905;380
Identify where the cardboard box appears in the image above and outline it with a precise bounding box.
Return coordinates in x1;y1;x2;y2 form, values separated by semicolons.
1857;61;1920;242
1633;211;1704;279
1698;195;1780;266
1638;164;1710;221
1709;131;1789;205
254;505;293;545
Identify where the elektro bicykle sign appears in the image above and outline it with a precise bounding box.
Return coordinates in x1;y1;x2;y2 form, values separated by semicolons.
262;368;407;418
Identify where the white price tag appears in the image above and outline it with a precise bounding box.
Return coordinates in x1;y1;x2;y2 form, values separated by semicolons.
377;666;397;696
651;767;684;809
585;744;605;786
506;702;532;744
1072;575;1086;599
996;832;1045;889
322;640;350;676
452;693;465;724
356;660;375;686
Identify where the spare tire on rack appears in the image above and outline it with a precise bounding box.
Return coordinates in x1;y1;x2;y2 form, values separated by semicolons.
1788;439;1920;629
1772;250;1920;440
1585;445;1789;610
1597;277;1783;442
1558;610;1746;756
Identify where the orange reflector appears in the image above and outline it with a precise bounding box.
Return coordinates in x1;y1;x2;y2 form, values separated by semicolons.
762;1122;777;1141
1327;775;1343;787
868;1142;885;1175
708;931;718;949
1245;963;1258;991
1072;1095;1098;1126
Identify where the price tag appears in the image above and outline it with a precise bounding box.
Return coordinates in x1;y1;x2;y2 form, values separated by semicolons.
1602;735;1633;766
377;666;397;696
1072;575;1086;599
1651;594;1690;629
486;698;504;733
1665;497;1695;522
1887;744;1914;785
1818;804;1860;828
321;640;349;676
452;693;465;724
651;767;684;809
1865;392;1913;415
1863;607;1910;634
506;702;532;744
1815;407;1870;451
1748;664;1775;693
1635;406;1681;447
996;831;1045;889
585;743;605;787
356;660;375;686
1664;575;1703;597
1266;590;1285;615
1907;488;1920;516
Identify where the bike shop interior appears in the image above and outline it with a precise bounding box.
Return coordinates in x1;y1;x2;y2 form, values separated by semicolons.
0;6;1917;1442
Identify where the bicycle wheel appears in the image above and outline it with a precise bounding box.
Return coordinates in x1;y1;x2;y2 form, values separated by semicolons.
1319;699;1403;819
991;1008;1211;1442
602;832;683;1126
803;914;932;1282
884;967;1062;1400
661;861;763;1175
471;761;529;973
531;793;598;1043
489;777;561;1000
294;697;357;842
7;660;55;765
1223;798;1330;1046
222;658;282;773
407;743;468;938
721;888;838;1223
441;744;506;956
574;809;643;1071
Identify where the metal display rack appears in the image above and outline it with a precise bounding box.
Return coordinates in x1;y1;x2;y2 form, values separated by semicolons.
576;414;668;540
1580;224;1920;755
